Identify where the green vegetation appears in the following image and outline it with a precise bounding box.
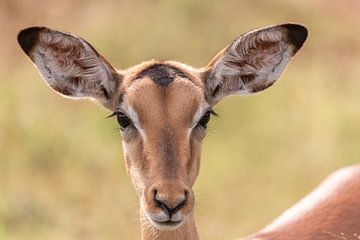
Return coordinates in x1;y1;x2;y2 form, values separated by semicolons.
1;0;359;239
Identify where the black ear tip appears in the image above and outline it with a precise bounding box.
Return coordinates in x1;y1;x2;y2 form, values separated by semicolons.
17;27;45;55
282;24;308;51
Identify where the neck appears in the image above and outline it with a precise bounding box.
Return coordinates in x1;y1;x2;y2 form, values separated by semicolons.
140;210;199;240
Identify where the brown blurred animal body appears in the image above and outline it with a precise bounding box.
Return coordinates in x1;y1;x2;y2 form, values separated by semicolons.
18;23;359;240
242;165;360;240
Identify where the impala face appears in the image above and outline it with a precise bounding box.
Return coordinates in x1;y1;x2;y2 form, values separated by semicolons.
17;24;307;232
118;62;208;230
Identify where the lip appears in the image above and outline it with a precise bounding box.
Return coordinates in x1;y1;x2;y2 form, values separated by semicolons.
154;220;182;226
151;219;184;231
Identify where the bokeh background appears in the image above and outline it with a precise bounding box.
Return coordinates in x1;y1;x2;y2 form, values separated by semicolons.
1;0;360;239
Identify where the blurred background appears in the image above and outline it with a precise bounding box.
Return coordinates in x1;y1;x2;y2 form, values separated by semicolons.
1;0;360;239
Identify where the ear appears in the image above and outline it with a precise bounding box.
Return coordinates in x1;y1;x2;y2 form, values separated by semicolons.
201;23;308;105
17;27;121;108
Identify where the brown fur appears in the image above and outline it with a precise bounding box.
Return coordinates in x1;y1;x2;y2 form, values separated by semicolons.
119;67;203;240
243;165;360;240
17;24;313;240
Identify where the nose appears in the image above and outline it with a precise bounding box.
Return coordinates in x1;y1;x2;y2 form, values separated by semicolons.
151;185;189;215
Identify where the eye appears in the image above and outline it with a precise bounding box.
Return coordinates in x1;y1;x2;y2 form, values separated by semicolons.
116;112;132;129
198;111;211;128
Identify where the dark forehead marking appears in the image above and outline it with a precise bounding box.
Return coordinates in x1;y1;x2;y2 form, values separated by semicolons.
133;63;190;87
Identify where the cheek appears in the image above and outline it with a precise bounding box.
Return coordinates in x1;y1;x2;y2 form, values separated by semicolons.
122;134;143;166
187;136;203;184
122;139;146;192
128;165;146;194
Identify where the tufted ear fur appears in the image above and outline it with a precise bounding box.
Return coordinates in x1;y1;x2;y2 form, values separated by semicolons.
202;23;308;105
17;27;121;108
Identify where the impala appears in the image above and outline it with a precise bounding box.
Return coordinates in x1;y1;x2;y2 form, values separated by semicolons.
18;23;359;240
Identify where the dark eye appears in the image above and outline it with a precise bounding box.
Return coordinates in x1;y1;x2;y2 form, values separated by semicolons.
116;112;132;129
198;111;211;128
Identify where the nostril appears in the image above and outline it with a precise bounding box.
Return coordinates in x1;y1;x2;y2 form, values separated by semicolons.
153;190;164;208
172;197;187;214
154;191;162;205
153;188;158;200
184;189;189;199
154;195;169;214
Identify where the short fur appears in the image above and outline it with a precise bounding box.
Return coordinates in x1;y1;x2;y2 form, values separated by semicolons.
18;23;312;240
243;165;360;240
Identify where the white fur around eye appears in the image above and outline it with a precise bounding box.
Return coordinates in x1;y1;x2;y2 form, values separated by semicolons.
122;105;147;140
190;102;211;129
186;102;211;140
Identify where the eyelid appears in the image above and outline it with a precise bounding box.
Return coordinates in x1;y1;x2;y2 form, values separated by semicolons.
190;108;215;129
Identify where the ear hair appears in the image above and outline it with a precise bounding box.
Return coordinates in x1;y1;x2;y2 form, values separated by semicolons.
202;23;308;105
17;27;122;108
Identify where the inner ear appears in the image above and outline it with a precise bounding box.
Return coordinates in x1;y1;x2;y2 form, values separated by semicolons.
17;27;122;107
202;23;308;105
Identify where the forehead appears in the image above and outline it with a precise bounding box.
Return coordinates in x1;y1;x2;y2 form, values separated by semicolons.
120;63;207;127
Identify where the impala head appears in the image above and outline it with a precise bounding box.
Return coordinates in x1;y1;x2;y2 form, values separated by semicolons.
18;24;307;232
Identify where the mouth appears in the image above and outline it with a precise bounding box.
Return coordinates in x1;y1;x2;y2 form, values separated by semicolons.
150;219;184;231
